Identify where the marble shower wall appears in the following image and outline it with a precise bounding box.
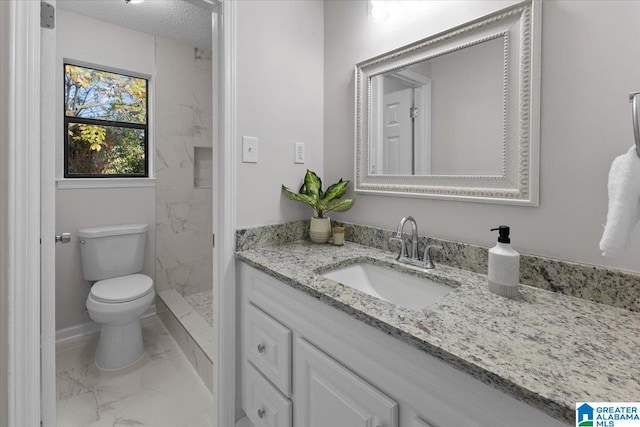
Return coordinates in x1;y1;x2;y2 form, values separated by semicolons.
155;36;213;297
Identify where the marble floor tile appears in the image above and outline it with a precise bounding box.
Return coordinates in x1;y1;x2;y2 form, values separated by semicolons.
56;316;212;427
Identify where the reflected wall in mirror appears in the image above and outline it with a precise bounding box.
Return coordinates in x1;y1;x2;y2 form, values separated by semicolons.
355;0;540;205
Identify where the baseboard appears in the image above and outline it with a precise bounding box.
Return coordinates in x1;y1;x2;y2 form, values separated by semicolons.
55;304;156;343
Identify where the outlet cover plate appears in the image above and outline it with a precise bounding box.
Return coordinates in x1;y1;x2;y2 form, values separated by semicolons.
294;142;305;164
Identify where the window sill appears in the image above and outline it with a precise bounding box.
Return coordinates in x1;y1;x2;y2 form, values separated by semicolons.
56;178;156;190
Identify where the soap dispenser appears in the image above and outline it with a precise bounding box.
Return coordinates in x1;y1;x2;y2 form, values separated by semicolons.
488;226;520;298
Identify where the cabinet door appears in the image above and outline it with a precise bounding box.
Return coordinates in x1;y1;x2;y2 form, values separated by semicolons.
244;362;292;427
246;303;292;396
294;338;398;427
414;418;434;427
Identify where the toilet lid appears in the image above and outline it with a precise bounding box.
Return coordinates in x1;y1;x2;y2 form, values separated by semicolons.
91;274;154;303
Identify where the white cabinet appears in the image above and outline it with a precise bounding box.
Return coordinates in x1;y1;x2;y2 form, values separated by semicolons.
295;337;398;427
242;303;293;427
239;263;569;427
240;273;396;427
246;303;292;397
244;362;292;427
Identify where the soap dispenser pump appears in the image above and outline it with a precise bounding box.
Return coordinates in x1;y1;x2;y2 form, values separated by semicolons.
488;225;520;298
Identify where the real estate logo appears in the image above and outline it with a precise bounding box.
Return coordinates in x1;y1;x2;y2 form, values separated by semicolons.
576;402;640;427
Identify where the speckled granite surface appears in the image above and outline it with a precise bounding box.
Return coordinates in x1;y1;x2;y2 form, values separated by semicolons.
340;222;640;312
236;240;640;424
236;219;309;251
237;221;640;312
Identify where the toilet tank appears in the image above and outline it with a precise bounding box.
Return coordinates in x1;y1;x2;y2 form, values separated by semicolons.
77;224;148;281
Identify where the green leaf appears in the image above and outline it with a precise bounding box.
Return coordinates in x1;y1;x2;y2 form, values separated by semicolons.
320;179;349;205
302;170;322;198
323;198;354;214
282;185;319;211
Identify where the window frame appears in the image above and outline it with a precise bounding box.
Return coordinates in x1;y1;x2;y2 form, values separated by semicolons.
63;62;150;178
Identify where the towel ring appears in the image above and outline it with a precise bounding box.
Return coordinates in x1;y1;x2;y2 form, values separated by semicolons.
630;91;640;157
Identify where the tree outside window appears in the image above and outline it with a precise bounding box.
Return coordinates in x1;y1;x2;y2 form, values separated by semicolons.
64;64;148;177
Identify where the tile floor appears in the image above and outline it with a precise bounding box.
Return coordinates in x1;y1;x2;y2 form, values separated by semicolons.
56;316;213;427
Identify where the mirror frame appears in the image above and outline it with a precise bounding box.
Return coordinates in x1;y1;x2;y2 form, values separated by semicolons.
354;0;540;206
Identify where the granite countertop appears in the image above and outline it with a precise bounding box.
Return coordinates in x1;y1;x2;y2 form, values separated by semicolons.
236;240;640;424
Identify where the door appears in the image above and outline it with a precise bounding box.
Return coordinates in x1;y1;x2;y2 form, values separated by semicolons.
40;1;57;425
294;338;398;427
382;88;414;175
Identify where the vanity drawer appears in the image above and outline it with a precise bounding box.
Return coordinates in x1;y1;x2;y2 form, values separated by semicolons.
246;303;292;396
244;362;292;427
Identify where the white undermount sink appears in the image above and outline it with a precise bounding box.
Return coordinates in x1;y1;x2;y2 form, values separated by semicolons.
322;262;453;310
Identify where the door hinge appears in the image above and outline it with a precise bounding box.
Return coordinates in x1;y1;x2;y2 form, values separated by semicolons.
41;1;55;29
410;106;419;119
212;234;215;248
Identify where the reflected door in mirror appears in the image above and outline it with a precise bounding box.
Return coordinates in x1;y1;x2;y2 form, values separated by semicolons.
369;36;504;177
370;69;431;175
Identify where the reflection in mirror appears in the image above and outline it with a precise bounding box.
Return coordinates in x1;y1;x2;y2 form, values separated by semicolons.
370;37;505;177
370;67;431;175
355;0;541;205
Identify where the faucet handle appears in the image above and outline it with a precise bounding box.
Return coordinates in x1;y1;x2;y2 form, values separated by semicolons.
423;244;443;269
389;236;407;259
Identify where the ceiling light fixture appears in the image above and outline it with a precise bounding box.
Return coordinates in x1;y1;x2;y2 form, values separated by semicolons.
368;0;389;22
368;0;400;23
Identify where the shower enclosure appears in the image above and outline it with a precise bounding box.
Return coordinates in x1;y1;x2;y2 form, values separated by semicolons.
154;35;214;390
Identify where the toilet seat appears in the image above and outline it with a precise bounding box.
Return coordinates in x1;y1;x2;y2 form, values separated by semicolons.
90;273;153;303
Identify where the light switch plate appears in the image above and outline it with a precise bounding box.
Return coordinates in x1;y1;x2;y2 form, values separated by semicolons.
242;136;258;163
294;142;305;164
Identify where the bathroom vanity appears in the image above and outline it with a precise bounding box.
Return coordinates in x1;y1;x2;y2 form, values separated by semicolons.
236;241;640;427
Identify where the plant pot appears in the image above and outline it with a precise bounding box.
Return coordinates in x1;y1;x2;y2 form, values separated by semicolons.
309;217;331;244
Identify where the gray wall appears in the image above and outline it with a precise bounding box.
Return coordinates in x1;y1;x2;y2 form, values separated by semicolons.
236;0;325;228
324;0;640;272
55;11;156;331
430;37;504;175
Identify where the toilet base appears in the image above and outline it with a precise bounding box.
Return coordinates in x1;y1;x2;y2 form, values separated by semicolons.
95;319;145;371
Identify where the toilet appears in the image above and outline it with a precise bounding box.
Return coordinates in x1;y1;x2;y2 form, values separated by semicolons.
78;223;155;371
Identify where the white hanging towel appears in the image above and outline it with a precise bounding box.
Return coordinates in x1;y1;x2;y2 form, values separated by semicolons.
600;145;640;256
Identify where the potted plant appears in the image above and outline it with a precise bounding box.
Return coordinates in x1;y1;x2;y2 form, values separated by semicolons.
282;170;355;243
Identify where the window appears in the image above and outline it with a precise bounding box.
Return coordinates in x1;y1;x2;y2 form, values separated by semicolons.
64;63;148;178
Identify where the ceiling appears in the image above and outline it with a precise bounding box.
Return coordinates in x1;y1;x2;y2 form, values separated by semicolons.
57;0;213;49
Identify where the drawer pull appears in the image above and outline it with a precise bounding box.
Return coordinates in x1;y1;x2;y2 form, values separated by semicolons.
257;343;265;353
258;408;266;419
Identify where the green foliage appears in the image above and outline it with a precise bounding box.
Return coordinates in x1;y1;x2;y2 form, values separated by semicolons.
64;64;147;176
67;124;145;175
282;170;355;218
64;65;146;123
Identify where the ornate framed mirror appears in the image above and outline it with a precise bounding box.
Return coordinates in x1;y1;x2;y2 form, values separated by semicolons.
354;0;541;206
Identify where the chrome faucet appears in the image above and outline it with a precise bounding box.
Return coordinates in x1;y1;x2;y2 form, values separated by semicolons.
389;216;442;269
392;216;419;259
423;244;443;269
